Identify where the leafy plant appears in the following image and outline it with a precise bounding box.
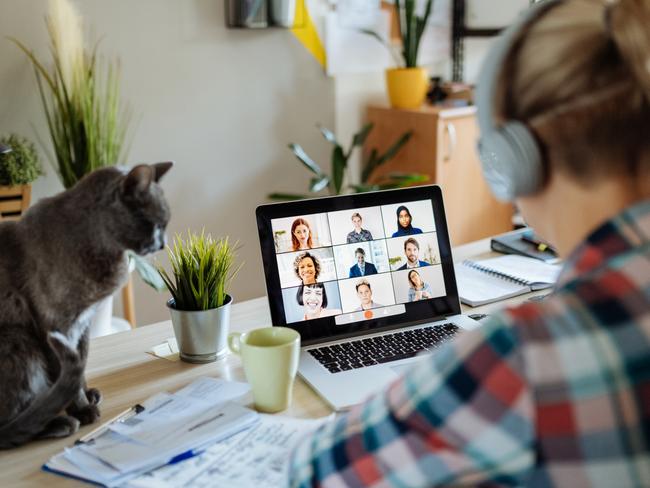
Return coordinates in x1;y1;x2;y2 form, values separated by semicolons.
362;0;434;68
158;230;243;311
10;0;130;189
268;123;427;200
0;134;43;186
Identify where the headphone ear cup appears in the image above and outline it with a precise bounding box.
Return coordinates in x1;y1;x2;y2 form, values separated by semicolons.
501;121;544;196
478;121;544;201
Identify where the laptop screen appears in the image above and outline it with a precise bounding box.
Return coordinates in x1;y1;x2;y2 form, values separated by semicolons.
256;186;461;345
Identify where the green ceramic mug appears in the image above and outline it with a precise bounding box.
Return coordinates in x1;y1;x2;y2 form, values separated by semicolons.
228;327;300;413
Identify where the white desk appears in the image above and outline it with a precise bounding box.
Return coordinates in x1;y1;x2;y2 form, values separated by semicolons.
0;234;545;486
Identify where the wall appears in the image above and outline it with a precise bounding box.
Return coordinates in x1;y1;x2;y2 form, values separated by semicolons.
0;0;334;326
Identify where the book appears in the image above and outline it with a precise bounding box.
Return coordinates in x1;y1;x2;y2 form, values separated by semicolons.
491;228;560;264
455;255;562;307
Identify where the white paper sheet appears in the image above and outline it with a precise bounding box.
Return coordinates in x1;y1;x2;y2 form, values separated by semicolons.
49;377;256;485
127;414;332;488
80;404;257;473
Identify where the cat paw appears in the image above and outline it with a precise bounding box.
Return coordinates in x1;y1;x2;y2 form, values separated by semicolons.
38;415;80;439
85;387;102;406
68;404;101;425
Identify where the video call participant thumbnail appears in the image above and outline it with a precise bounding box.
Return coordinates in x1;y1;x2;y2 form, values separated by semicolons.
293;251;320;285
296;283;342;320
291;218;313;251
348;248;378;278
391;205;423;237
407;269;433;302
354;279;383;311
346;212;373;243
398;237;430;270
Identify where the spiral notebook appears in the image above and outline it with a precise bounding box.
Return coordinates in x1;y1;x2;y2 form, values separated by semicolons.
455;255;562;307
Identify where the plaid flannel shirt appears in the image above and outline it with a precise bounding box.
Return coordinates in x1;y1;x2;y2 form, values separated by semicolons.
290;200;650;487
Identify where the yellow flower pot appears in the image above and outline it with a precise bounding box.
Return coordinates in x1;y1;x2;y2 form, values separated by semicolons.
385;67;429;109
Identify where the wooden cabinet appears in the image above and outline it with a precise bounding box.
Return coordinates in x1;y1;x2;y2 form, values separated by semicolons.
365;105;513;246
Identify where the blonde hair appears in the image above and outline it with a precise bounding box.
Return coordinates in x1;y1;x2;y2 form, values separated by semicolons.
497;0;650;183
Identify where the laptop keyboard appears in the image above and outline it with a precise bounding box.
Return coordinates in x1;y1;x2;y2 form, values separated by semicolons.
308;323;460;374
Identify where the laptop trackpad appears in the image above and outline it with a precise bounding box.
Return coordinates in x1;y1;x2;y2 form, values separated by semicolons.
389;363;414;376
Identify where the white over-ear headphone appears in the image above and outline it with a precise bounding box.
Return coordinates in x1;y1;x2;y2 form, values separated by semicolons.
475;0;562;202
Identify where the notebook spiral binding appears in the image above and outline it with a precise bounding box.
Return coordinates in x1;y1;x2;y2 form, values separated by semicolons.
462;260;532;287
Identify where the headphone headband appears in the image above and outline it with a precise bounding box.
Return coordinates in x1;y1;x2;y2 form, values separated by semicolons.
475;0;562;201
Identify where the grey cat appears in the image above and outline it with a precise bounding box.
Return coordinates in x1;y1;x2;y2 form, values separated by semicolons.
0;162;172;448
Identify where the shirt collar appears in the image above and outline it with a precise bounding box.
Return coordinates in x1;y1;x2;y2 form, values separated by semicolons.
557;199;650;287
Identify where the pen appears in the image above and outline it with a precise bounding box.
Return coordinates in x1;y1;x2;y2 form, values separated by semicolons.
75;403;145;445
521;234;556;254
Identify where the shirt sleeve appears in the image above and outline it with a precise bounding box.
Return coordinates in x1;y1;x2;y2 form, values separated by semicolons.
289;317;535;487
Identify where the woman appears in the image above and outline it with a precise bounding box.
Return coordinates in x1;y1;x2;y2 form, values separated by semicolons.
290;1;650;486
391;205;423;237
406;269;433;301
296;283;341;320
293;252;320;285
291;218;313;251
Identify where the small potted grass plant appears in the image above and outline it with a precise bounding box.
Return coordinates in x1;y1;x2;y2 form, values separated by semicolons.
159;230;242;363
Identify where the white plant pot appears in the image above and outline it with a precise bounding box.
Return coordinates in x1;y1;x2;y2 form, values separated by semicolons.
89;295;114;339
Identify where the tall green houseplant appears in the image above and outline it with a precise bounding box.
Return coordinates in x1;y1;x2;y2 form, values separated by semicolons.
12;0;130;189
365;0;434;109
269;123;427;201
396;0;433;68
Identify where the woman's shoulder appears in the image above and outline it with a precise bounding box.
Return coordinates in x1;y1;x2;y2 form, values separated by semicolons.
412;227;423;234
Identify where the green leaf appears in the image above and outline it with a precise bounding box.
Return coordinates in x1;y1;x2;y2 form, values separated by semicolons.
379;172;429;188
352;123;374;147
128;251;166;291
385;172;429;182
361;131;412;183
332;145;347;195
267;192;310;201
348;183;380;193
288;143;323;176
310;175;330;192
317;125;338;145
375;131;412;166
361;148;380;184
359;30;404;67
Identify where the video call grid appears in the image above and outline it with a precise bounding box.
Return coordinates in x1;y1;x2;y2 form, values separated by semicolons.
273;201;446;321
273;203;440;287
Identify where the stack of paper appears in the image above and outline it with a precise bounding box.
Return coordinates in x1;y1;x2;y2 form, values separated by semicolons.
44;378;258;487
129;414;332;488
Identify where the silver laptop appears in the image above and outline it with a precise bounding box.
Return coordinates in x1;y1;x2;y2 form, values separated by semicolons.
256;185;479;411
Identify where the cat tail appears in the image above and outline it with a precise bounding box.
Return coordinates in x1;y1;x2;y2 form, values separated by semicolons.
0;331;84;449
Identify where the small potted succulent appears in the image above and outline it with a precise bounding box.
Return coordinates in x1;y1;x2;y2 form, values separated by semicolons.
0;134;43;220
158;230;242;363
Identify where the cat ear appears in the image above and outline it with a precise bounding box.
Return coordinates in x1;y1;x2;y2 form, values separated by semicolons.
153;161;173;182
122;165;154;197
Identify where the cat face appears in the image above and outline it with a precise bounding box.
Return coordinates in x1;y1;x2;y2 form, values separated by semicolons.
117;163;172;255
